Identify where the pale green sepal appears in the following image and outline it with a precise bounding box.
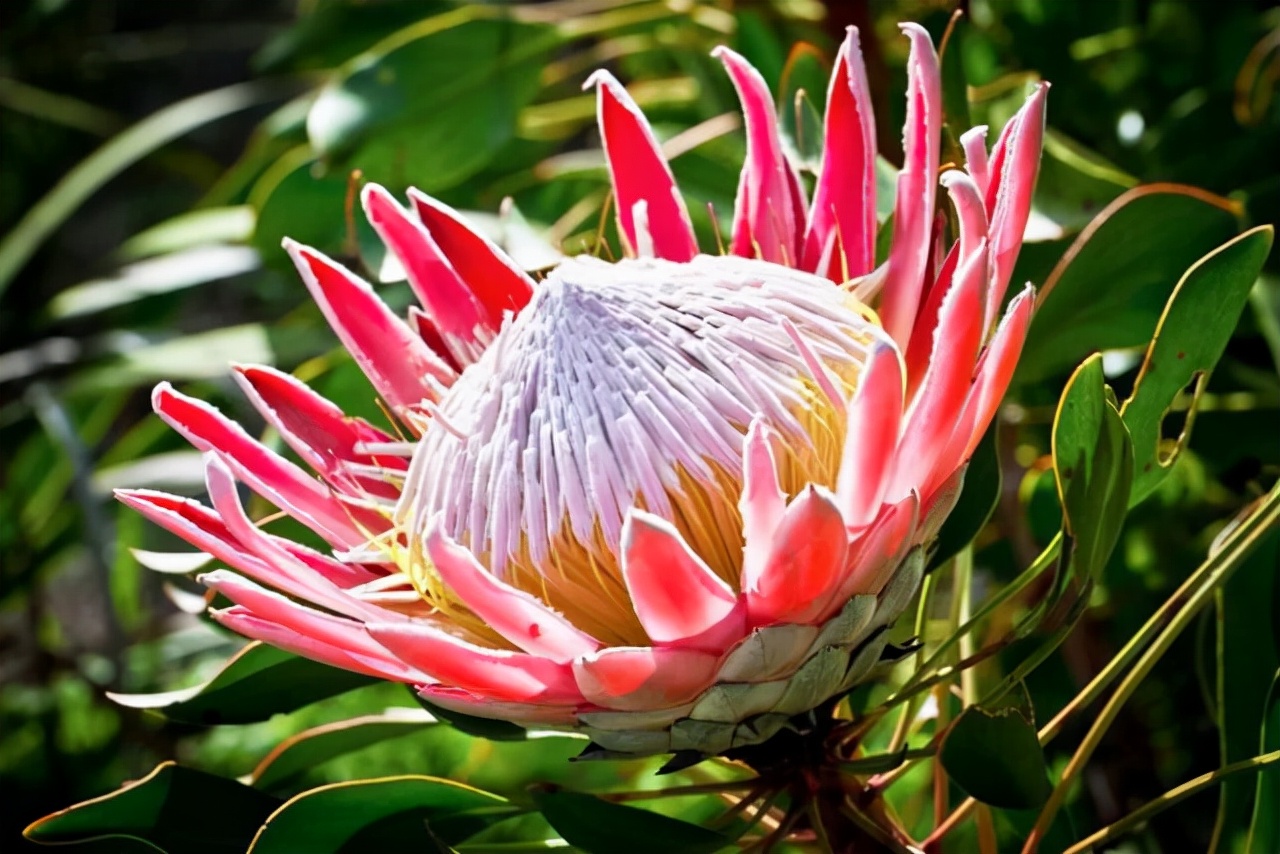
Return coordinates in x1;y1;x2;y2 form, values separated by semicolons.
577;703;692;732
732;713;790;748
872;548;924;628
772;646;848;716
688;679;788;723
670;718;735;754
808;595;876;654
717;622;819;682
581;726;672;754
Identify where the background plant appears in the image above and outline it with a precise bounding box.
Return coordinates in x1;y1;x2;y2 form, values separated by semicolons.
2;0;1279;851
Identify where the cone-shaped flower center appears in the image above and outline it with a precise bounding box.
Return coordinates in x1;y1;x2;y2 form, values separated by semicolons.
397;254;879;646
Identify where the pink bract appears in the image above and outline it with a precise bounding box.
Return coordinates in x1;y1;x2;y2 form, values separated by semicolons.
120;24;1047;756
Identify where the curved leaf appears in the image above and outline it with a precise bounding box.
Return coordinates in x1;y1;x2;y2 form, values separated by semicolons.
25;762;280;854
249;775;511;854
1121;226;1275;505
108;641;376;725
939;705;1052;810
533;789;731;854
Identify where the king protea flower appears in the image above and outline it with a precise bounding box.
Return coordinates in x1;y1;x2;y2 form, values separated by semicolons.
119;25;1046;757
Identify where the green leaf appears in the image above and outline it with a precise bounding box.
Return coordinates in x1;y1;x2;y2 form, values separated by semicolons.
533;789;731;854
930;426;1001;570
24;762;280;854
777;42;828;174
1214;527;1280;851
0;80;293;300
249;775;511;854
307;10;559;192
250;708;439;791
1247;671;1280;853
1120;226;1275;505
119;206;255;260
1052;354;1134;583
250;147;351;265
107;642;376;725
1018;185;1242;382
939;705;1053;810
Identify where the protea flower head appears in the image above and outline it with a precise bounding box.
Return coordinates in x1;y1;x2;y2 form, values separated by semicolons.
119;24;1046;758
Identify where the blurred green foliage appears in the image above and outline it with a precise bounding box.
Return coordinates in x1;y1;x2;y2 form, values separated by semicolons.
2;0;1279;852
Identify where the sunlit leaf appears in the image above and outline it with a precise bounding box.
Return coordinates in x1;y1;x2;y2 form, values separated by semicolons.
1120;226;1274;505
533;789;731;854
24;762;280;854
108;641;376;725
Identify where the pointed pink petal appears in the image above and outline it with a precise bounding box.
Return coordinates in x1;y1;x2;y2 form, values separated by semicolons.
940;170;989;269
418;684;578;726
804;26;877;280
407;189;535;321
889;242;987;500
713;46;807;266
202;570;425;682
621;510;745;650
838;491;920;598
426;527;599;663
233;364;404;503
837;342;905;527
284;239;454;412
960;125;991;197
739;418;787;592
114;487;373;601
407;306;464;374
200;452;390;622
366;622;581;703
362;184;489;365
902;243;958;395
152;382;368;548
586;70;697;262
214;607;418;683
573;646;719;711
933;284;1035;489
878;23;943;348
984;84;1048;332
746;486;850;627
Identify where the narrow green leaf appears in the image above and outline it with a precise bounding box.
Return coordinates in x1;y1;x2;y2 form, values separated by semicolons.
107;642;376;725
533;789;731;854
930;426;1001;570
249;775;511;854
939;705;1053;810
1247;671;1280;853
1214;528;1280;851
1121;226;1275;504
24;762;280;854
1052;354;1134;583
0;80;293;300
250;708;439;791
1018;186;1241;382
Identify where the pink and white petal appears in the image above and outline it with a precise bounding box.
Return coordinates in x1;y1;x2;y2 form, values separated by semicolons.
284;239;454;412
836;342;905;528
902;243;958;395
407;189;535;321
214;607;419;683
746;486;850;627
201;569;424;681
835;491;921;600
426;527;599;663
960;125;991;197
586;70;697;262
889;243;987;501
878;23;943;348
233;364;405;501
407;306;463;374
201;453;389;622
418;685;579;726
621;510;745;650
573;646;720;711
367;621;582;704
713;46;806;266
804;26;877;280
152;382;369;548
739;418;787;592
362;185;488;364
940;170;989;270
934;284;1035;486
984;84;1048;332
